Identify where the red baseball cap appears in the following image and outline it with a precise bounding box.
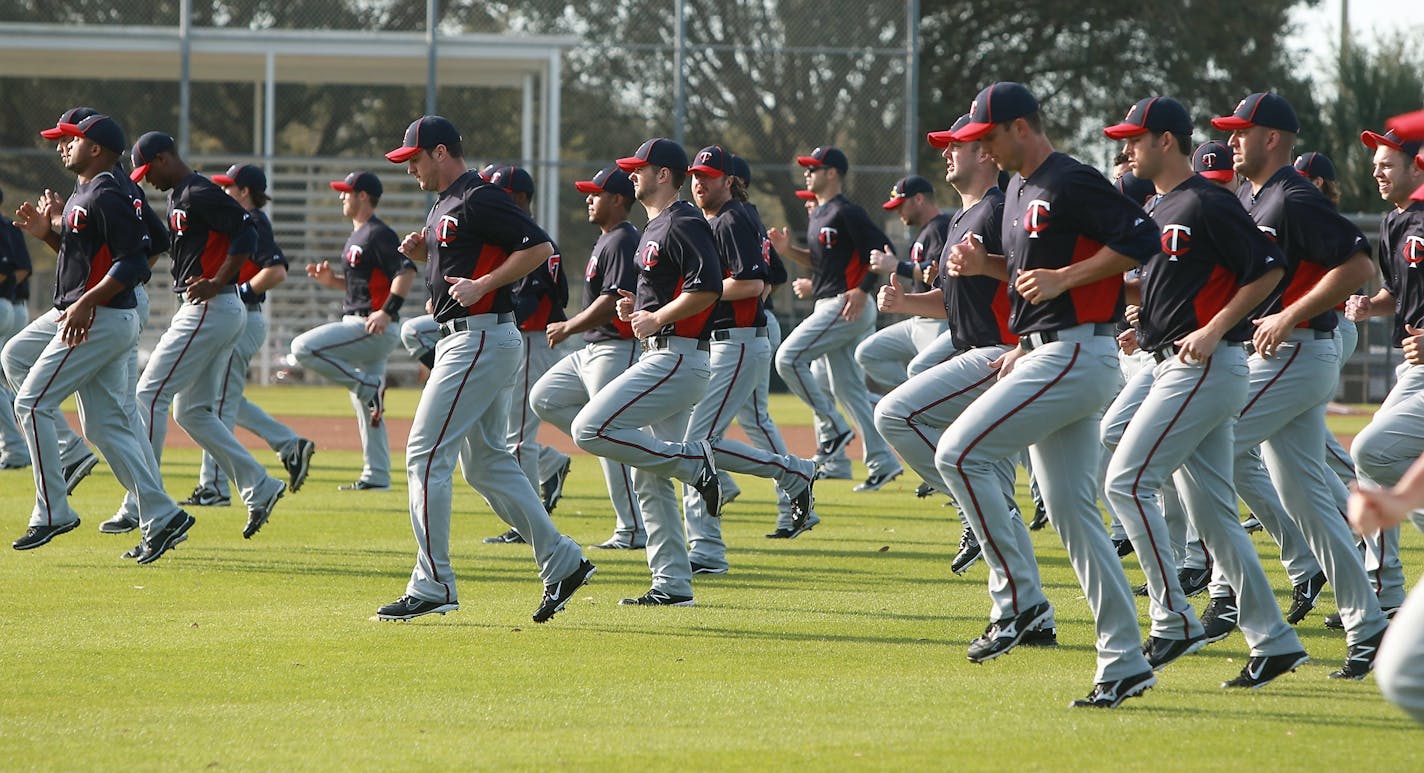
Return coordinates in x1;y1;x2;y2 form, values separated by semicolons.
574;166;635;198
1103;96;1193;140
40;107;99;141
616;138;688;174
213;163;266;192
882;175;934;210
688;145;732;177
386;116;461;164
927;114;971;148
1192;140;1234;182
794;189;817;201
1211;93;1300;133
1387;109;1424;141
954;83;1039;143
795;146;848;175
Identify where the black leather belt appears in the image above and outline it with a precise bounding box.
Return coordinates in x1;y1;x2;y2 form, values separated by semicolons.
440;312;514;337
1021;323;1116;351
641;336;710;353
1152;342;1244;363
710;327;769;341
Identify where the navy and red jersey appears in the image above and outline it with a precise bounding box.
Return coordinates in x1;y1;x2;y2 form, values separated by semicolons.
584;221;640;344
705;199;769;331
936;187;1015;348
807;194;892;299
512;240;570;332
1238;166;1369;332
423;171;551;323
743;201;787;311
1138;175;1285;351
166;172;256;292
902;212;952;293
1377;201;1424;346
235;209;289;305
54;171;149;310
1001;152;1159;335
114;164;169;259
339;215;405;315
633;199;722;339
0;214;31;301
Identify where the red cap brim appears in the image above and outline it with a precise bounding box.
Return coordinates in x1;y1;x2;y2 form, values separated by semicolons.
614;156;644;172
573;180;603;193
952;121;995;143
1199;169;1235;182
1387;110;1424;141
1210;116;1253;131
881;197;905;210
1103;123;1149;140
39;126;65;140
130;163;151;182
926;130;955;148
1361;130;1401;152
687;164;724;177
385;146;422;163
330;181;355;192
212;174;236;186
794;155;821;167
794;190;817;201
1412;181;1424;201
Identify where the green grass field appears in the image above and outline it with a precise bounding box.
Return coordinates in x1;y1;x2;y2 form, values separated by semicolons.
3;386;1420;769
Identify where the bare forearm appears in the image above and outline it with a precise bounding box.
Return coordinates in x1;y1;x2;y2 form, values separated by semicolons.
892;290;948;319
1281;252;1374;326
722;278;765;302
649;290;719;327
1204;268;1283;337
561;294;618;335
1054;249;1138;291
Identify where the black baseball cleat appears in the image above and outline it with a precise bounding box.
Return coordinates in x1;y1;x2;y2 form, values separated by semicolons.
1028;502;1049;531
967;601;1052;663
1241;513;1262;533
690;440;722;518
98;513;139;534
1222;651;1309;689
533;559;596;623
817;429;854;459
1178;566;1211;597
135;511;195;565
63;454;99;495
1112;537;1135;558
540;457;572;512
377;595;459;621
1286;571;1327;625
1144;634;1207;671
1070;670;1157;709
1133;582;1149;597
915;481;936;498
283;438;316;493
790;479;815;531
619;588;695;606
951;527;982;575
243;482;285;539
0;457;31;469
766;513;820;539
13;519;81;550
483;528;526;545
337;480;391;491
180;485;230;507
1200;594;1239;644
1021;625;1059;647
1329;627;1386;680
853;468;902;492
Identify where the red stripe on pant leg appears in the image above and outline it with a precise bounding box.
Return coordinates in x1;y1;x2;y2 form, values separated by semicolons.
787;311;844;433
596;354;702;465
954;344;1081;615
26;345;77;525
147;303;208;443
702;342;745;440
311;331;378;389
515;340;532;467
419;331;485;603
904;369;998;454
1239;345;1300;417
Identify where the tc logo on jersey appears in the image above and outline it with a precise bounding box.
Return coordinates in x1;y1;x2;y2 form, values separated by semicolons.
1405;235;1424;268
818;227;839;248
66;205;88;232
436;214;459;246
548;252;561;279
639;241;660;269
911;241;925;263
1025;199;1051;238
343;244;364;267
761;236;772;263
132;197;143;220
1161;224;1191;260
169;208;187;236
585;255;599;280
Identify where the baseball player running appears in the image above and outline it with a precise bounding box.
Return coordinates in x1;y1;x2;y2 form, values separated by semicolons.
682;145;816;574
122;131;287;539
570;137;723;607
292;170;414;491
6;113;193;562
1211;92;1388;679
940;83;1161;709
770;145;901;491
0;185;32;469
1101;97;1308;687
184;163;314;506
377;115;592;623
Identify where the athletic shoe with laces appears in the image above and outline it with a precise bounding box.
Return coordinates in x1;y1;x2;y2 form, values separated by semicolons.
1286;571;1327;624
1222;651;1309;689
98;513;139;534
853;468;903;492
540;457;572;512
1241;514;1262;533
283;438;316;493
1178;565;1211;597
12;519;81;550
619;588;695;606
63;454;99;494
1113;537;1134;558
338;480;391;491
1329;627;1386;679
790;478;815;531
951;527;981;575
967;601;1052;663
766;513;820;539
817;429;854;459
135;511;195;565
1021;625;1058;647
1028;502;1049;531
1200;594;1239;644
377;595;459;621
1133;582;1148;597
243;481;285;539
533;559;595;623
915;481;936;498
180;485;230;507
1070;670;1157;709
690;440;722;519
1144;634;1207;671
483;528;526;545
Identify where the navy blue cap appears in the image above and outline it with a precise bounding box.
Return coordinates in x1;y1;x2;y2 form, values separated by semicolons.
1114;171;1156;205
386;115;462;163
1104;97;1193;140
688;145;733;177
1361;128;1423;158
955;83;1039;142
1193;140;1235;182
213;163;266;193
616;138;689;174
574;166;635;199
1294;152;1336;181
1212;93;1300;134
729;154;752;184
481;164;534;194
927;114;972;148
330;170;383;198
47;113;126;156
795;146;848;175
129;131;176;181
40;107;99;141
882;175;934;210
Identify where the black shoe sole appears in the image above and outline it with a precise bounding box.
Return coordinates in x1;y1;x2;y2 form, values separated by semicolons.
1222;653;1309;689
967;605;1052;664
377;602;459;621
13;518;82;550
98;518;140;534
533;562;596;623
287;440;316;493
243;486;285;539
136;513;196;565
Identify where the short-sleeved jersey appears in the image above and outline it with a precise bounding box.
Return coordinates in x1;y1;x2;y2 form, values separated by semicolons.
235;209;289;304
512;240;570;332
583;221;640;343
903;212;952;294
808;194;893;299
423;171;551;324
1001;152;1159;336
102;162;169;260
633;200;723;339
742;201;786;312
1378;201;1424;346
339;215;405;315
1238;166;1369;331
936;188;1015;347
1138;175;1285;351
55;171;149;310
166;172;257;292
0;215;32;301
706;199;769;330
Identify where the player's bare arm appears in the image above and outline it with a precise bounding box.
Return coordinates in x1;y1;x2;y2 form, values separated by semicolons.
720;277;765;302
186;250;250;302
1175;266;1284;363
1345;288;1395;322
399;230;428;262
1253;250;1374;355
305;260;345;290
946;236;1008;281
549;294;618;346
445;241;554;307
247;263;288;294
1016;247;1138;305
877;282;947;319
622;288;719;339
58;275;129;347
14;200;61;253
767;226;812;268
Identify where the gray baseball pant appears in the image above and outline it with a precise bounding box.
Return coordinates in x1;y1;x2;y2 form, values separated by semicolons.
509;330;570;492
855;316;948;391
907;328;962;378
400;313;441;363
1376;566;1424;725
0;299;24;465
730;314;800;530
291;316;398;487
809;356;852;475
1350;362;1424;610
